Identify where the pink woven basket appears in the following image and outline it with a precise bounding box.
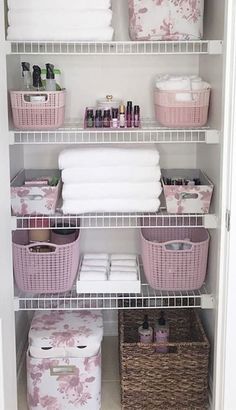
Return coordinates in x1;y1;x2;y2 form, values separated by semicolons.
141;227;209;291
154;88;211;127
12;230;80;293
10;90;66;130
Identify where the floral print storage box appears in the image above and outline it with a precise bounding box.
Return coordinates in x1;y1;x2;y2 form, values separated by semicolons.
162;169;214;214
128;0;204;41
27;311;103;410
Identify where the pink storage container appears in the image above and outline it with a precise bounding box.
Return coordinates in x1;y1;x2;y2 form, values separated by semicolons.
10;90;66;130
141;227;209;291
154;88;211;127
12;229;80;293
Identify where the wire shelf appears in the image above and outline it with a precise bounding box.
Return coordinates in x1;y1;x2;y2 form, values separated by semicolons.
14;282;213;311
7;40;223;55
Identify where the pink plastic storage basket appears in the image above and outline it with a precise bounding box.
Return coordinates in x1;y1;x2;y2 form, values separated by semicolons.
154;88;210;127
141;227;209;291
10;90;66;130
12;230;80;293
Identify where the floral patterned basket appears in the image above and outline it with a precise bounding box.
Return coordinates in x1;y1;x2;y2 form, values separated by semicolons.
162;169;214;214
128;0;204;41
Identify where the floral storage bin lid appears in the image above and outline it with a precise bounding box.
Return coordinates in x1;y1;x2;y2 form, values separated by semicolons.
29;311;103;358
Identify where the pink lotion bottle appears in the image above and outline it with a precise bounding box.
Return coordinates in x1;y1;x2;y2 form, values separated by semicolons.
138;314;153;344
155;311;169;353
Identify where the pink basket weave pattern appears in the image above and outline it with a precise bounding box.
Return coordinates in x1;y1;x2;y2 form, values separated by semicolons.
13;230;80;293
141;227;209;291
154;88;211;127
10;90;66;130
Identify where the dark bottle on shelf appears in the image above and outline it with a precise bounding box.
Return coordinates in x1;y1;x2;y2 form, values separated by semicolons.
87;109;95;128
103;109;111;128
95;109;103;128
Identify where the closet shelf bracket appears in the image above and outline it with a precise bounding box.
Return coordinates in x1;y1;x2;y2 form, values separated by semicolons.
201;294;215;309
208;40;223;55
204;215;218;229
206;130;221;144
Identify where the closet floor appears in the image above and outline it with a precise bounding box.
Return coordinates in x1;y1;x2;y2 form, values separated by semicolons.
18;336;121;410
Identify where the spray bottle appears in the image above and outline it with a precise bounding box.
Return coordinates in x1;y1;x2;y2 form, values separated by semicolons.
21;62;32;91
45;63;56;91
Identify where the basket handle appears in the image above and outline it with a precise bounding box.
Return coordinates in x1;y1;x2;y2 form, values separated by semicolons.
163;240;193;252
50;365;76;376
21;194;44;201
23;93;49;104
179;192;199;200
26;242;57;254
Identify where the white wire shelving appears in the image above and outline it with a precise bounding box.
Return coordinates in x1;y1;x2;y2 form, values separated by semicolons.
14;282;214;311
12;211;218;230
7;40;223;55
10;123;220;145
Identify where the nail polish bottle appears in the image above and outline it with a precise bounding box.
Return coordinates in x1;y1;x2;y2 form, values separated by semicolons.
112;108;119;128
87;109;94;128
95;109;103;128
126;101;133;128
134;105;140;128
119;104;126;128
103;109;111;128
138;314;153;344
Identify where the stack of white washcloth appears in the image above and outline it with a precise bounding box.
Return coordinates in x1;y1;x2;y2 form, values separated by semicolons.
156;75;211;102
80;254;109;281
58;147;162;214
109;254;138;281
7;0;114;41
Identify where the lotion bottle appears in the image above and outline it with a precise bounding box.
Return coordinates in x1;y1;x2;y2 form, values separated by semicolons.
155;311;169;353
138;314;153;344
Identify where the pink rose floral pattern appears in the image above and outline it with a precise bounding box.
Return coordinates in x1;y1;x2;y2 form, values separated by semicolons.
163;184;213;214
128;0;204;41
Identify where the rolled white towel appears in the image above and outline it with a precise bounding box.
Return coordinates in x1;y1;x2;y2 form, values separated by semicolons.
59;147;160;169
81;266;107;273
109;272;138;281
80;272;107;281
110;266;137;273
83;259;108;268
8;0;111;10
8;9;113;29
62;166;161;183
62;182;162;200
111;254;137;261
156;77;191;91
191;80;211;90
111;260;137;267
83;253;109;260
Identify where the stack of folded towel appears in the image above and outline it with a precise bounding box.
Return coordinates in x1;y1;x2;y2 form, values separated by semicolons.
7;0;114;41
109;254;138;281
58;147;162;214
80;253;109;281
155;75;211;102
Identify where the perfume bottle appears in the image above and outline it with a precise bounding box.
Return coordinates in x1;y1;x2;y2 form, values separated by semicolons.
119;104;126;128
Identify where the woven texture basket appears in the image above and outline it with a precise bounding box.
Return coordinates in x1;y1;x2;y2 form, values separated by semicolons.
12;230;80;293
154;88;210;127
119;309;210;410
141;227;209;291
10;90;66;130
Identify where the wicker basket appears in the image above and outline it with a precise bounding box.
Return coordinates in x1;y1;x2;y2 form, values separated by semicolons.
119;309;210;410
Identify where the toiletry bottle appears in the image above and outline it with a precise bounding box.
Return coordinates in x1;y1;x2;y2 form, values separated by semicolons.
32;66;45;92
134;105;140;128
87;109;94;128
45;63;56;91
21;62;32;91
126;101;133;128
112;108;119;128
103;109;111;128
155;311;169;353
95;109;103;128
138;314;153;344
119;104;126;128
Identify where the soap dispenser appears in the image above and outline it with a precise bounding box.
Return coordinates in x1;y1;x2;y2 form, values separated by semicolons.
138;314;153;344
155;311;169;353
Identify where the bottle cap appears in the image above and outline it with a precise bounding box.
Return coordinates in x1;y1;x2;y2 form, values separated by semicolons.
112;108;118;118
95;109;102;117
143;314;149;330
119;104;125;114
158;311;166;326
127;101;133;112
21;62;30;73
104;109;111;117
46;63;55;80
134;105;140;114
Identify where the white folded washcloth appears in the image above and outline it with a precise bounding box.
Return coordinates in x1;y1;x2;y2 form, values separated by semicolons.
110;266;137;273
109;272;138;281
81;266;107;273
191;80;211;91
111;254;137;261
80;272;107;281
111;260;137;267
62;182;162;200
8;9;113;29
7;26;114;41
8;0;111;10
59;147;160;169
62;198;161;214
83;253;109;260
62;166;161;183
83;259;108;268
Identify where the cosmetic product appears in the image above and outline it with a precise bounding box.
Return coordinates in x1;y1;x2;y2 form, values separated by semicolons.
126;101;133;128
97;95;121;111
138;314;153;344
155;311;169;353
134;105;140;128
95;109;103;128
103;109;111;128
119;104;126;128
21;62;32;91
87;109;94;128
32;65;44;92
112;108;119;128
45;63;56;91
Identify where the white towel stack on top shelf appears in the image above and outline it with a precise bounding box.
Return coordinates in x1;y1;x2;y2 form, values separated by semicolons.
155;75;211;102
7;0;114;41
58;147;162;214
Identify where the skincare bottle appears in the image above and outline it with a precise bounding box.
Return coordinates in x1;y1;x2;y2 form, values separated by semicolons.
103;109;111;128
155;311;169;353
126;101;133;128
95;109;103;128
134;105;140;128
112;108;119;128
45;63;56;91
21;62;32;91
32;66;45;92
138;314;153;344
87;109;94;128
119;104;126;128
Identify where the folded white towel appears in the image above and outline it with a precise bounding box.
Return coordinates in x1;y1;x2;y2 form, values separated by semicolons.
80;272;107;281
109;272;138;281
62;198;160;214
7;26;114;41
59;147;160;169
8;0;111;10
110;266;137;273
8;9;113;29
83;253;109;260
83;259;108;268
111;254;137;261
62;182;162;200
62;166;161;183
111;260;137;267
81;266;107;273
191;80;210;91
